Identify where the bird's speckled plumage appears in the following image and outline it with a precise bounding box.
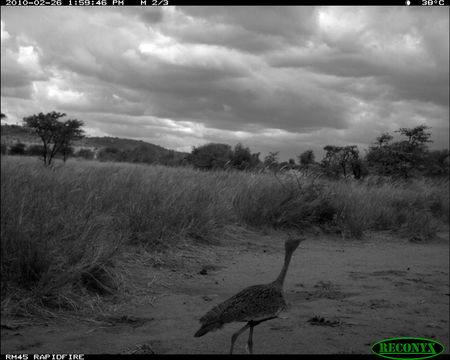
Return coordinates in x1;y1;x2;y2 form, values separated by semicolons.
198;283;287;331
194;237;304;343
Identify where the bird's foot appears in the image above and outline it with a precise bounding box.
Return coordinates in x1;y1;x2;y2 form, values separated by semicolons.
245;344;250;354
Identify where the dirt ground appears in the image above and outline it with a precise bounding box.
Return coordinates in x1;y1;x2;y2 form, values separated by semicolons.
1;230;449;355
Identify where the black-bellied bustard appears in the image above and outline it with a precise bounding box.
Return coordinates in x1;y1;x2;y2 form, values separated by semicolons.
194;236;305;354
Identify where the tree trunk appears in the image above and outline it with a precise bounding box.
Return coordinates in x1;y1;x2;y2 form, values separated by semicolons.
43;143;48;165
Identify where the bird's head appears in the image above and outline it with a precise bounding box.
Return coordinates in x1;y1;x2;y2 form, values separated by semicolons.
285;235;306;252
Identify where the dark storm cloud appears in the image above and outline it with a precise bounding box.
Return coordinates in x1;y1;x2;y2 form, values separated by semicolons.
1;7;448;159
134;8;165;25
163;7;318;53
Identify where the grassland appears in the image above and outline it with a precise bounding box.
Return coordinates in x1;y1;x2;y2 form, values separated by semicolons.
1;155;448;314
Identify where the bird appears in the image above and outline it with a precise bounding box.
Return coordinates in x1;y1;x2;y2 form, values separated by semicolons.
194;235;305;354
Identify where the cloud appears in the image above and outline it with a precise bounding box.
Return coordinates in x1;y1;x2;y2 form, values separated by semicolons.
175;7;317;50
0;6;448;160
1;20;10;42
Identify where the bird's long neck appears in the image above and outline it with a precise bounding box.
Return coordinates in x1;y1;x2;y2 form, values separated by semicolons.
272;248;294;290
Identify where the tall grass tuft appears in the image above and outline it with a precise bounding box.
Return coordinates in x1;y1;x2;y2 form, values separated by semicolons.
232;172;335;229
324;176;449;239
1;158;124;313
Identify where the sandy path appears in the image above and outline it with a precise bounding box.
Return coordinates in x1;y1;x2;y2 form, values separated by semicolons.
1;232;449;354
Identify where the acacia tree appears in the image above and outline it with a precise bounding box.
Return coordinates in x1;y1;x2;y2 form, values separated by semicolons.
23;111;84;165
366;125;433;178
229;143;260;170
298;150;315;170
396;125;432;148
322;145;361;178
264;151;280;170
374;133;393;148
321;145;342;177
59;119;85;163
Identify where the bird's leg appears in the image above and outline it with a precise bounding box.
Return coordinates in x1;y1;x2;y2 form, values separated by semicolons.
246;325;254;354
230;323;250;354
245;318;276;354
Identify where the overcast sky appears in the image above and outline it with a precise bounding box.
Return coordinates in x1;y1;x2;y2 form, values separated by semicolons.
1;7;449;160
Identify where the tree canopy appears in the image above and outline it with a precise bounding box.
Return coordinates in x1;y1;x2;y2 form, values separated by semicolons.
23;111;84;165
366;125;435;178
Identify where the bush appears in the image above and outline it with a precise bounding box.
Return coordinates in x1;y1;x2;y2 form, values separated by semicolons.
26;144;46;157
187;143;233;170
97;147;125;162
9;142;26;155
76;148;95;160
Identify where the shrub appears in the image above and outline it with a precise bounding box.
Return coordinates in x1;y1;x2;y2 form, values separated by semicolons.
9;142;26;155
97;146;125;162
76;148;95;160
187;143;233;170
26;144;46;157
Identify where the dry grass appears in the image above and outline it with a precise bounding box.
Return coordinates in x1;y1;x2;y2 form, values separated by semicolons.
1;156;448;313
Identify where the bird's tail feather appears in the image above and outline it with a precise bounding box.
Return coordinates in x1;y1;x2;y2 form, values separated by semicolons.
194;322;223;337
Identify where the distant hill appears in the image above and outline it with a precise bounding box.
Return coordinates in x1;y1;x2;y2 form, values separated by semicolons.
1;124;38;144
78;136;172;153
1;124;189;164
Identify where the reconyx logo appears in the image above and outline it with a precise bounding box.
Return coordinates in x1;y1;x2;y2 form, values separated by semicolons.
372;337;445;360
